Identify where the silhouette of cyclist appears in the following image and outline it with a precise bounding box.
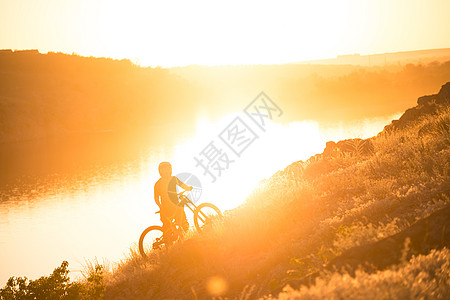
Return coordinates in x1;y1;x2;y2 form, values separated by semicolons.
154;162;192;240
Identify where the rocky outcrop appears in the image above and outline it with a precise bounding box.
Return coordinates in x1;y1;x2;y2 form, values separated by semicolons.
278;82;450;180
383;82;450;132
277;137;375;180
323;138;374;158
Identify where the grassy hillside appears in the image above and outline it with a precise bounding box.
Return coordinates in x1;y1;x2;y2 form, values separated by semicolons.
1;71;448;298
100;84;449;299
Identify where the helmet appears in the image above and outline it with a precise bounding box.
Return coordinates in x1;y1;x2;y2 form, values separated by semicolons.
158;161;172;177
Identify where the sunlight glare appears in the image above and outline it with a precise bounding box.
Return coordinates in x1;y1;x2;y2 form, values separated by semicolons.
166;112;400;210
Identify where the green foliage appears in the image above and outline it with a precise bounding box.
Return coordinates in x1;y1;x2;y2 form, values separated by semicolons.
0;261;105;300
0;261;80;300
79;262;105;300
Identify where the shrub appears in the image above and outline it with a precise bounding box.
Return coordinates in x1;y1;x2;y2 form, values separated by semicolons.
0;261;105;300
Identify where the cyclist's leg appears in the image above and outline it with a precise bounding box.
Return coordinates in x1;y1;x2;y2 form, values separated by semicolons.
160;211;175;243
175;207;189;232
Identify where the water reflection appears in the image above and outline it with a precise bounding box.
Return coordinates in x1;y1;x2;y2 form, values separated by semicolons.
0;133;172;284
0;113;399;285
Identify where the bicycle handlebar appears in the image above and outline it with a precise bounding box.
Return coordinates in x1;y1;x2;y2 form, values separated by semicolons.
155;190;193;213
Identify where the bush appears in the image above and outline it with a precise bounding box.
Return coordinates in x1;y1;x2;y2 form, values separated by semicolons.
0;261;105;300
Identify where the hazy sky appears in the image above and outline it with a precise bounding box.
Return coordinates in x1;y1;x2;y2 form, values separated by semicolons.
1;0;449;66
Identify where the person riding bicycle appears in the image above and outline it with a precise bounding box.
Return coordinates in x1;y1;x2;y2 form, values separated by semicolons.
154;162;192;240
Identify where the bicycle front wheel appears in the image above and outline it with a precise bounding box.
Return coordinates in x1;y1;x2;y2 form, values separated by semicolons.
139;225;164;258
193;203;223;232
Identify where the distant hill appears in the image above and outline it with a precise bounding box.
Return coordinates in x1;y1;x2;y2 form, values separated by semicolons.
171;56;450;124
0;50;198;143
1;49;450;144
299;48;450;66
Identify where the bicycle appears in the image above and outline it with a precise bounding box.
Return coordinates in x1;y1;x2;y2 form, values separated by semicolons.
139;191;222;258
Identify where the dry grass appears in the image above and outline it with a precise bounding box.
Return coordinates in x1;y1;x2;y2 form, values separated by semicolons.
274;248;450;300
103;107;449;299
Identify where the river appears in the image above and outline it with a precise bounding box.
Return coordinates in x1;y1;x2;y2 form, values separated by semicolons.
0;113;398;285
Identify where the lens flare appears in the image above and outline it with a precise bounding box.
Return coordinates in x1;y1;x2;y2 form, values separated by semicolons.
206;275;228;296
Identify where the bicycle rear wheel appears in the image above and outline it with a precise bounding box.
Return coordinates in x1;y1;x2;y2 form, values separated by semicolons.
139;225;164;258
193;203;223;232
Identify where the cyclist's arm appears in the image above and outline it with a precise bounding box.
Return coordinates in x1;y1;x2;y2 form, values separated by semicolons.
154;183;161;207
175;177;192;191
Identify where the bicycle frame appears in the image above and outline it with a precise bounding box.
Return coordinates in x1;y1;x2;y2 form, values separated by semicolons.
178;191;209;224
140;190;222;257
154;191;201;239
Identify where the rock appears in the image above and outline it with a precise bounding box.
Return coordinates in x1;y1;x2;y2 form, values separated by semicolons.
417;94;436;106
383;82;450;133
437;82;450;103
323;138;374;158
